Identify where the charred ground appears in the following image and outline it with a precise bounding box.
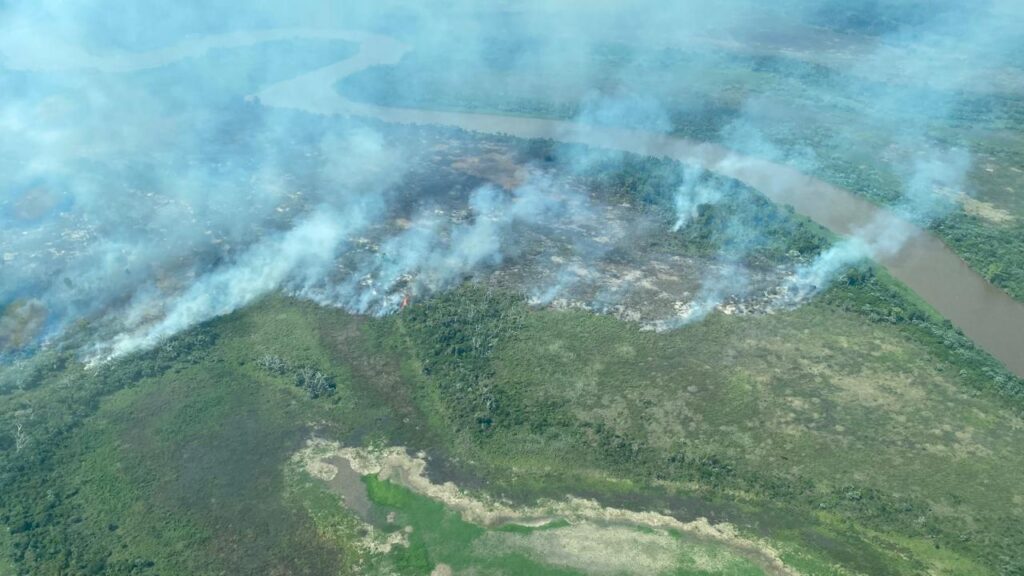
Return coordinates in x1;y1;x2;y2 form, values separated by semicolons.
1;129;1021;575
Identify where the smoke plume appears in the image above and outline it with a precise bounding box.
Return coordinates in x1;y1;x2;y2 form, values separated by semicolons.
1;0;1020;362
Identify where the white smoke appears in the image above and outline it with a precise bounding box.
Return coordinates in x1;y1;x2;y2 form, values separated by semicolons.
300;172;597;315
785;147;972;300
96;208;350;359
2;0;1020;363
672;165;723;232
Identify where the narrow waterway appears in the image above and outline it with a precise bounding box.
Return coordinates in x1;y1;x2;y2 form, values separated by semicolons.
13;28;1020;377
256;32;1024;378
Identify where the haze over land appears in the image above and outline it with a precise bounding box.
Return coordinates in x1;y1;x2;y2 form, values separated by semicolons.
3;0;1023;363
1;2;1024;575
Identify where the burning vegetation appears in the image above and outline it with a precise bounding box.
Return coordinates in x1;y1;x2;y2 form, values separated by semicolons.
306;128;829;330
1;124;830;360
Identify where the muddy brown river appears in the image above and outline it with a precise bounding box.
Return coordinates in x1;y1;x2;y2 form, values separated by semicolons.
256;31;1024;378
15;29;1021;377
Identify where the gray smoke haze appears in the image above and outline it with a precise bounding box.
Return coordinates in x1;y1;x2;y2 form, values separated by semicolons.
1;0;1021;361
105;208;348;358
770;0;1013;299
784;147;972;300
300;172;598;315
672;166;723;233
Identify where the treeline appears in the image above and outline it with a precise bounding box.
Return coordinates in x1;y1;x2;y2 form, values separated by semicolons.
823;265;1024;410
0;326;219;575
521;139;831;266
933;212;1024;301
395;281;1024;573
255;353;335;399
400;285;531;433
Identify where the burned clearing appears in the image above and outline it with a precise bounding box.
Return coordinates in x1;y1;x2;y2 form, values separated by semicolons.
1;124;823;360
4;3;1024;576
317;129;818;329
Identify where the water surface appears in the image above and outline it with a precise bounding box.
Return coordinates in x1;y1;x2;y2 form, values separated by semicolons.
257;32;1024;378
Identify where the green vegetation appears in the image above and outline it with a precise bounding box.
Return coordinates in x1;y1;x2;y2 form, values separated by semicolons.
354;474;767;575
130;38;358;110
933;212;1024;296
359;476;569;575
2;134;1022;573
0;305;354;575
387;275;1022;573
557;142;831;265
1;265;1021;574
339;41;1024;300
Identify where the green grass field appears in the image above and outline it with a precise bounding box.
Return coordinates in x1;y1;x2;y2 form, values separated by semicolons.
1;88;1021;572
5;10;1024;575
2;127;1022;573
1;260;1020;574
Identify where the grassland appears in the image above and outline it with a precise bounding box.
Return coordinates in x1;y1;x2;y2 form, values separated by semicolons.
289;437;788;575
1;255;1021;574
386;276;1023;574
354;473;768;575
1;122;1022;573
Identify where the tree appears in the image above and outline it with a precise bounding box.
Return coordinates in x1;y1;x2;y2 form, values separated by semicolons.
295;367;334;399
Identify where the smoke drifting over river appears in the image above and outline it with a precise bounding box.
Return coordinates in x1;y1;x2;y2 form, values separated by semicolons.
1;1;1021;360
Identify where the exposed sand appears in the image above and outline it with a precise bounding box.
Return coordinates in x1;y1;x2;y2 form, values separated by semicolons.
294;438;799;576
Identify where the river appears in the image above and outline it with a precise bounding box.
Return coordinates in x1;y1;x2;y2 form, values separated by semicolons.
8;28;1021;377
255;31;1024;378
